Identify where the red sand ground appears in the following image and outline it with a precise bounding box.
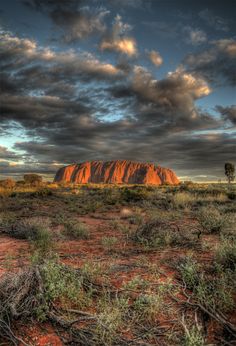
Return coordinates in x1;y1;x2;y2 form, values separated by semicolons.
0;209;235;345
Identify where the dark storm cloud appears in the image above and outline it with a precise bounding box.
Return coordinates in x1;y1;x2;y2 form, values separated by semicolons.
107;0;149;9
13;131;236;180
0;160;58;175
0;29;234;179
23;0;109;42
216;105;236;125
154;132;236;178
184;39;236;86
121;65;219;133
0;146;21;160
0;73;20;94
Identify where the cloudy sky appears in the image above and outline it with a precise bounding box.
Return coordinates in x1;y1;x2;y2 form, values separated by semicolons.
0;0;235;181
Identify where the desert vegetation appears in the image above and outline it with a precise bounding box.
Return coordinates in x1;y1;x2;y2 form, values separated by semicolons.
0;179;235;345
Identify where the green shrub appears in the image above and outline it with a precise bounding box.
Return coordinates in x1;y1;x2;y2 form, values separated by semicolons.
41;259;82;302
35;259;91;320
197;206;228;233
80;261;103;283
6;217;51;240
4;217;53;260
95;297;128;345
31;226;53;259
63;220;90;239
215;236;236;271
182;325;205;346
128;213;143;225
121;187;150;202
172;192;195;208
133;220;197;248
101;236;118;251
102;188;121;205
178;256;200;289
0;212;17;228
178;256;234;312
133;291;165;322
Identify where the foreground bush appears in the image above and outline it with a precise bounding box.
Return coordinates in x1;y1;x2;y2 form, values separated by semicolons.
197;206;229;233
215;236;236;271
0;259;90;343
0;259;127;345
5;217;50;240
5;217;53;260
133;219;198;248
181;324;205;346
63;219;90;239
178;256;234;312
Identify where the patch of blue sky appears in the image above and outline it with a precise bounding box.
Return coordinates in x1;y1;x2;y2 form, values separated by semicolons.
0;122;28;151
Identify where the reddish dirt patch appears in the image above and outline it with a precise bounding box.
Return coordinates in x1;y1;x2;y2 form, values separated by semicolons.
0;235;29;276
0;197;235;345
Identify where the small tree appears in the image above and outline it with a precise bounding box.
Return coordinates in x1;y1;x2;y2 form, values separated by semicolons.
225;162;235;184
24;174;43;186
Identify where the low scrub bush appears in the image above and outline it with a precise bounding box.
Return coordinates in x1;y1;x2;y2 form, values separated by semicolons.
197;206;229;233
178;256;234;312
4;217;53;259
80;261;104;283
121;187;150;202
102;188;122;205
0;212;17;228
5;217;50;240
172;192;195;208
101;236;118;251
133;220;197;248
63;219;90;239
0;258;92;343
40;259;84;309
215;236;236;271
178;256;200;290
133;291;165;322
95;297;128;345
181;324;205;346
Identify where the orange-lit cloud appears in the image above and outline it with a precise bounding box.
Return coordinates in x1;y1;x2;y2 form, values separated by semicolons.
100;37;137;56
148;50;163;66
100;15;137;56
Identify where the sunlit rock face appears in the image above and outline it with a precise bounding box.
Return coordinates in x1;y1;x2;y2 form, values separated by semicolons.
54;160;180;185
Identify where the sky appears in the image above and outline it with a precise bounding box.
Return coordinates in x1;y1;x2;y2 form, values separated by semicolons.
0;0;235;181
